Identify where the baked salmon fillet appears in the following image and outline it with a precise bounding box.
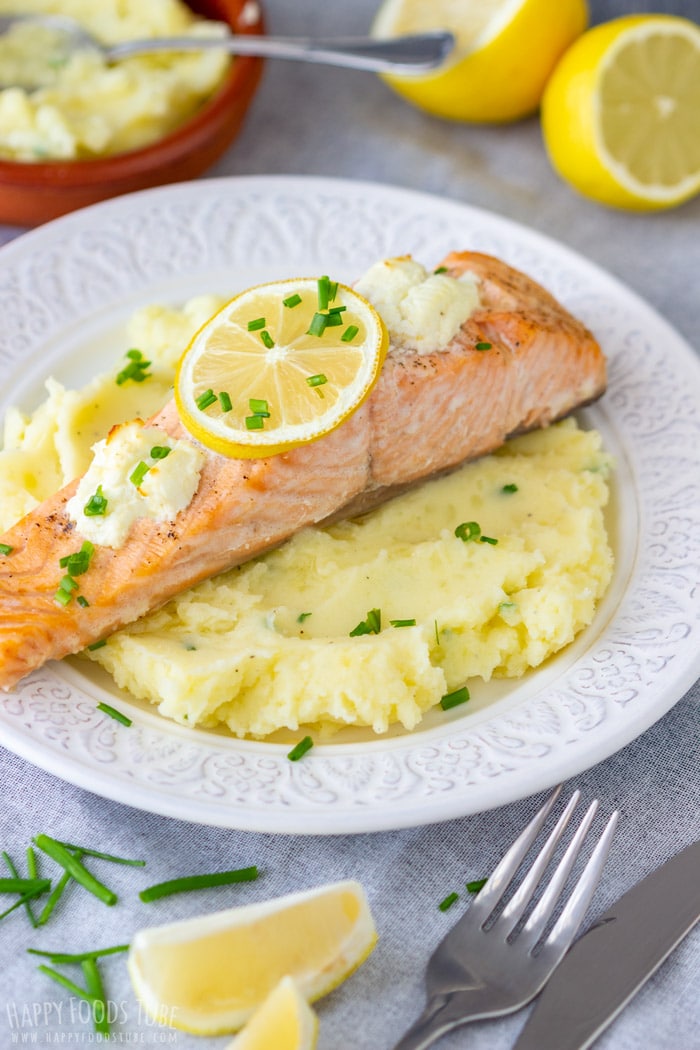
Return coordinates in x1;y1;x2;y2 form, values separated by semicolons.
0;252;606;690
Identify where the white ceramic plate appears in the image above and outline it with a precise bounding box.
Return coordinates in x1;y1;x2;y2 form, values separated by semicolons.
1;176;698;833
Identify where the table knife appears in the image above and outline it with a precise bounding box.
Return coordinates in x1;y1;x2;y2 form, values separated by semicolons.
513;838;700;1050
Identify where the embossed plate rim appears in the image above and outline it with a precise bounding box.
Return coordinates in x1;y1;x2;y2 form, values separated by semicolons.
0;175;698;833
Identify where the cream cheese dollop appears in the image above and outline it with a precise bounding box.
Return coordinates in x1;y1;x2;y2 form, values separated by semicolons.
66;420;205;548
355;256;480;353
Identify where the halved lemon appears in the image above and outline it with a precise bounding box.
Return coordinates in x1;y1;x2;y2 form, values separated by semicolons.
127;880;377;1035
542;15;700;210
225;977;318;1050
371;0;588;123
175;277;388;458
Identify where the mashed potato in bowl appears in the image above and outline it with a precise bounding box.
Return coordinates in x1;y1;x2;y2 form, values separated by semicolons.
0;292;614;740
0;0;231;160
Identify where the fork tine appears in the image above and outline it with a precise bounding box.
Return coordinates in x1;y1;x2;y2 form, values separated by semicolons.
539;808;620;956
497;790;580;936
469;785;564;921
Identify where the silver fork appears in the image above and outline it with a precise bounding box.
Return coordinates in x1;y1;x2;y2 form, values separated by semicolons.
392;787;619;1049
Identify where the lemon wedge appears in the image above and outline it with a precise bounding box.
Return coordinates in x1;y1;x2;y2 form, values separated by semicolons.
175;277;388;458
371;0;588;122
542;15;700;210
224;977;318;1050
127;880;377;1035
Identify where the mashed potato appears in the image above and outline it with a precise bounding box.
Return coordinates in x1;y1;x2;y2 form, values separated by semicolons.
0;296;613;739
0;0;231;160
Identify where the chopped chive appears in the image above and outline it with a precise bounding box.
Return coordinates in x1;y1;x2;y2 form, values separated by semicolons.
502;483;518;493
247;317;266;331
2;853;39;927
62;541;94;576
349;608;381;636
195;389;217;411
150;445;171;460
97;702;132;728
283;293;302;308
260;329;275;350
59;574;78;593
390;618;416;627
440;686;470;711
480;535;498;545
245;415;265;431
28;944;129;964
0;876;51;895
36;869;73;926
297;612;312;622
33;836;117;907
84;486;107;517
317;275;331;311
328;280;338;303
328;305;346;315
218;391;232;413
0;543;12;556
129;461;150;487
434;266;448;274
306;374;328;388
116;351;151;385
287;736;314;762
439;892;459;911
307;312;328;337
249;398;269;416
140;866;258;903
324;312;343;328
126;349;143;361
455;521;481;542
87;639;107;651
475;342;492;350
37;964;98;1006
54;588;72;607
82;958;110;1035
77;596;90;608
341;324;359;343
0;889;46;921
56;843;145;868
466;878;488;893
434;619;441;645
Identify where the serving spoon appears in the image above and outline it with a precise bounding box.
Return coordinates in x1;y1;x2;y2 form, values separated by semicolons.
0;14;455;89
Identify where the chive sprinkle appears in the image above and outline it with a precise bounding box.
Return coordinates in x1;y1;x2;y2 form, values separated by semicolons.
341;324;359;343
83;485;107;517
349;608;381;636
307;312;328;337
1;855;43;926
297;612;312;622
260;329;275;350
466;878;488;893
440;686;470;711
87;639;107;651
56;842;145;867
475;342;492;350
61;541;95;576
0;543;12;556
439;892;459;911
140;866;259;903
455;521;481;542
287;736;313;762
150;445;171;460
77;596;90;608
33;836;117;907
245;415;265;430
434;266;448;274
195;389;217;411
129;461;150;487
283;293;302;308
59;574;78;593
36;869;73;927
82;958;110;1035
218;391;232;413
502;483;518;493
480;535;498;545
97;702;132;728
54;588;72;607
306;373;327;388
28;944;129;964
0;890;47;922
247;317;266;331
324;312;343;328
0;876;51;895
37;964;100;1007
317;275;331;311
116;349;151;386
390;618;416;627
249;398;270;416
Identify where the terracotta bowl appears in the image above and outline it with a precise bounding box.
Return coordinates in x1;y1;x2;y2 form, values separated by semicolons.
0;0;265;226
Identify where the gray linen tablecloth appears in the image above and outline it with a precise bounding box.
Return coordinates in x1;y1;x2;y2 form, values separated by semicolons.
0;2;698;1048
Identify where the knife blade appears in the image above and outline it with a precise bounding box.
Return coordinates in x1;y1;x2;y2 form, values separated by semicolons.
513;838;700;1050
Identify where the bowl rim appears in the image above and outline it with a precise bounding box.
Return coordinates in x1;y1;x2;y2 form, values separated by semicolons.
0;0;264;187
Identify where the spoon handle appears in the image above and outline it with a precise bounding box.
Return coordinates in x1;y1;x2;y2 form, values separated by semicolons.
106;31;455;74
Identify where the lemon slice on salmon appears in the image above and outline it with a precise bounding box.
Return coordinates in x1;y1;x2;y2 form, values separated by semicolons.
225;977;318;1050
175;277;388;458
542;15;700;210
127;880;377;1035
